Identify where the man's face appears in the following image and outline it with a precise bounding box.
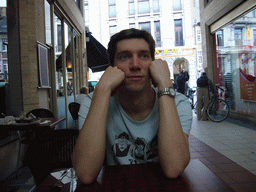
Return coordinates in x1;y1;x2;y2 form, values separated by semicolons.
114;38;152;92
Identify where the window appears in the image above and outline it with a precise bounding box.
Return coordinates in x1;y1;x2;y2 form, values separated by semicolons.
154;21;161;47
174;19;184;46
153;0;159;12
45;0;51;45
109;0;116;18
129;0;135;15
198;56;202;64
109;25;117;37
234;28;242;46
173;0;182;11
216;30;224;46
129;23;135;28
253;29;256;46
1;38;7;51
57;24;62;52
138;0;150;14
139;22;151;33
197;30;201;43
253;9;256;17
84;0;89;24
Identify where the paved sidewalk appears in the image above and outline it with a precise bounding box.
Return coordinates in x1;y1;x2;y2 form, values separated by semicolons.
190;113;256;175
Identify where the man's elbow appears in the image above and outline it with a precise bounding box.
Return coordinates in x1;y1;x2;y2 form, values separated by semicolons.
163;167;185;179
163;158;190;179
77;173;97;185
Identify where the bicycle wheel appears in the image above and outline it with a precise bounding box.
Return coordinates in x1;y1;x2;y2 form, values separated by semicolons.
193;101;197;114
207;99;229;122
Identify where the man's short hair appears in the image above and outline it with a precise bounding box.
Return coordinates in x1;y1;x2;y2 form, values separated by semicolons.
202;72;207;76
107;28;155;66
80;87;88;94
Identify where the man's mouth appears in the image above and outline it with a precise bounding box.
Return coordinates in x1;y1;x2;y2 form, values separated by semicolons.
127;76;143;81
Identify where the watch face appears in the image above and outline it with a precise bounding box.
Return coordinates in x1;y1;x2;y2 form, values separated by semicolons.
169;88;176;96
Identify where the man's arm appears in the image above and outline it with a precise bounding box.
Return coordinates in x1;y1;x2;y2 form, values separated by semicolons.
150;59;191;178
72;66;125;184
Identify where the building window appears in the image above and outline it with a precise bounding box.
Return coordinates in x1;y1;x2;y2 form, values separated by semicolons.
253;29;256;46
234;28;242;46
129;23;135;28
129;0;135;15
57;24;62;52
153;0;160;12
174;19;184;46
216;30;224;46
154;21;161;47
45;0;51;45
253;9;256;17
109;0;116;18
196;29;201;43
138;0;150;14
173;0;182;11
1;38;7;51
139;22;151;33
198;56;202;64
109;25;117;37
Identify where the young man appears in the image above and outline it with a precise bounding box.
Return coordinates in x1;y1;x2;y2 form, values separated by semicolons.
73;29;192;184
196;72;216;120
176;70;189;95
76;87;89;105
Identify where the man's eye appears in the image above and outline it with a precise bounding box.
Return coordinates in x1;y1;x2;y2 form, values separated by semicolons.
118;54;130;60
141;54;150;59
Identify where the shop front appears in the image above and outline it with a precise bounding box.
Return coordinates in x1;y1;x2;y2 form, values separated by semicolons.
213;7;256;117
200;0;256;121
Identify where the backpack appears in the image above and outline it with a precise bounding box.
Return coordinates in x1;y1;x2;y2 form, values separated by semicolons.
197;76;209;87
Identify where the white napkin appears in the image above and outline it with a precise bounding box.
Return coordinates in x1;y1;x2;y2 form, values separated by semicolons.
51;169;77;184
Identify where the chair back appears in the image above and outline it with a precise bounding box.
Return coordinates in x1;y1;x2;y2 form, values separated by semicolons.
68;102;80;120
24;129;79;186
26;108;54;118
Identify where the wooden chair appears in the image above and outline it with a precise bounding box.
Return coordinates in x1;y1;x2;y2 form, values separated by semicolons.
24;129;79;186
68;102;80;128
26;108;54;118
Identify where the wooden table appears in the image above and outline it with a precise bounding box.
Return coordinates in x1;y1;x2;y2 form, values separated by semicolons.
34;159;234;192
0;117;66;132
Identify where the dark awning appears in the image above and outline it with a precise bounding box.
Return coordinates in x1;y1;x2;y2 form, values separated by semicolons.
86;32;109;72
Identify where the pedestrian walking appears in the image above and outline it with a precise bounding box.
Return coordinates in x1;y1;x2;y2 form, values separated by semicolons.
196;72;215;121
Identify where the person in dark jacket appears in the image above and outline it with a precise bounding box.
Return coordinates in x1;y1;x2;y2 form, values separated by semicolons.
176;71;189;94
196;72;215;121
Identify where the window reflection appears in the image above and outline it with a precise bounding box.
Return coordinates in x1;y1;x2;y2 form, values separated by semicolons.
214;8;256;111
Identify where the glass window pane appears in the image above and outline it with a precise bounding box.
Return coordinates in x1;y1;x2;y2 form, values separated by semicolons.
153;0;159;12
174;19;183;46
154;21;161;47
138;0;150;14
129;23;135;28
139;22;151;33
109;0;115;5
214;8;256;113
109;5;116;17
173;0;181;11
109;25;117;37
129;2;135;15
45;0;51;45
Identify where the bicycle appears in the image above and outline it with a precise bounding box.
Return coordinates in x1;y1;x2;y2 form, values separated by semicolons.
187;87;197;114
206;86;230;122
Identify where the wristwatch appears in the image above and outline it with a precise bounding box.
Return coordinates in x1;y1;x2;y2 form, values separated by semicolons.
158;87;176;98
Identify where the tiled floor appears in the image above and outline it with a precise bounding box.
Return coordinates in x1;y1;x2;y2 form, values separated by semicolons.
190;113;256;191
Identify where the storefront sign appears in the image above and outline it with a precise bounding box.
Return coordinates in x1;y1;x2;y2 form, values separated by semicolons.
155;48;195;58
239;52;256;101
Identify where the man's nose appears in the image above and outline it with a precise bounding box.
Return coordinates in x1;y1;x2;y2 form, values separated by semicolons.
130;56;140;68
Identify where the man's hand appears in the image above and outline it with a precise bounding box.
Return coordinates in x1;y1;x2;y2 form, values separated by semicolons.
149;59;173;90
96;66;125;96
